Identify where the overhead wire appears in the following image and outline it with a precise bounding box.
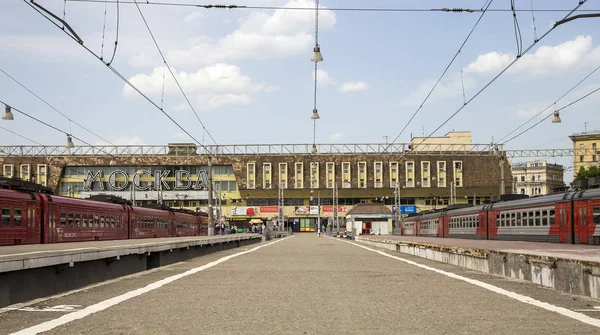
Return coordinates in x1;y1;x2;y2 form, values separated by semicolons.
0;125;44;146
0;100;118;158
497;63;600;144
383;0;495;153
410;0;588;151
132;0;218;146
502;86;600;145
106;0;120;66
23;0;213;156
0;67;116;146
64;0;600;13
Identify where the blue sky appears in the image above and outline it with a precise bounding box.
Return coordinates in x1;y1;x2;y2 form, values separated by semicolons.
1;0;599;181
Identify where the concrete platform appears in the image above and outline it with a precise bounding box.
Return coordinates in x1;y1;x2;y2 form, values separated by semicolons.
0;234;262;308
355;235;600;299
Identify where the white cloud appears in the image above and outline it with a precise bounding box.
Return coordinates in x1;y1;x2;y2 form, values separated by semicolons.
397;74;476;107
184;12;204;25
316;69;336;85
124;63;275;110
329;132;343;141
339;82;369;93
466;35;600;77
172;132;188;139
163;0;337;67
114;136;145;145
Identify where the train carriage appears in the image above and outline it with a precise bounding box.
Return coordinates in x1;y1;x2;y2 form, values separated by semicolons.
486;193;570;243
446;205;486;240
417;211;444;237
572;188;600;245
0;189;42;245
172;209;200;237
39;194;129;243
401;215;418;236
128;206;171;239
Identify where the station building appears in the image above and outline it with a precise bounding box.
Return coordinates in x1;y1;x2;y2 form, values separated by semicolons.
510;160;565;196
0;132;512;233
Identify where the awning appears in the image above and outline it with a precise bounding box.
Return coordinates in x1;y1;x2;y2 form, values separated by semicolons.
249;219;263;224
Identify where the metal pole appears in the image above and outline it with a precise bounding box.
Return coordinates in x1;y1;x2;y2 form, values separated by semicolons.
208;158;214;236
317;191;321;235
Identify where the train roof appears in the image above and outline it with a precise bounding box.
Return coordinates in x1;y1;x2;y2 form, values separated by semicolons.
0;188;38;201
44;194;128;210
129;205;171;216
486;192;573;210
573;187;600;201
445;204;487;216
0;177;54;194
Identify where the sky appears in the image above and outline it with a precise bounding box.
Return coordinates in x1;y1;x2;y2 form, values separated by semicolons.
1;0;600;182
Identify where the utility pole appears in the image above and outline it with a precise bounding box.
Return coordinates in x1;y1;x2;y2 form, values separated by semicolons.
499;156;506;196
394;182;401;233
278;181;285;233
450;181;456;205
333;182;339;235
208;157;214;236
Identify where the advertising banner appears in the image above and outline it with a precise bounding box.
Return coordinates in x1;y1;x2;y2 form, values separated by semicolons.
322;205;347;213
231;207;256;216
260;206;279;213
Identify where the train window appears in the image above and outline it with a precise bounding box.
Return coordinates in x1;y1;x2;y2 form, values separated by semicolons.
60;212;67;227
14;208;22;227
594;207;600;224
82;214;87;228
100;216;105;228
75;213;81;228
549;210;556;226
2;208;10;227
68;213;74;228
535;211;541;226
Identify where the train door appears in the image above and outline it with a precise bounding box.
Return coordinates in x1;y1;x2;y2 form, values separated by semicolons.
478;211;487;240
575;202;588;244
555;202;569;243
45;203;58;243
25;202;39;244
590;201;600;245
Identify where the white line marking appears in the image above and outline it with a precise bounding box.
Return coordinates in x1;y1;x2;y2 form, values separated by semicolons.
10;236;291;335
337;237;600;328
0;262;186;315
0;248;100;258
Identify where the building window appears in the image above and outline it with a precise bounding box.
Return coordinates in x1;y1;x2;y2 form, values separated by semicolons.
437;161;446;187
263;163;272;189
37;164;47;186
453;161;463;187
326;162;335;188
406;161;415;188
295;162;303;189
247;163;255;189
389;162;399;188
374;161;382;188
279;163;287;189
358;162;367;188
20;164;30;181
3;164;13;178
421;161;430;188
310;162;319;188
342;162;351;188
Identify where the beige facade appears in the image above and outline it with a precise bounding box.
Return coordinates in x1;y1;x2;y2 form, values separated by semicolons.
511;160;565;196
569;130;600;173
410;131;472;151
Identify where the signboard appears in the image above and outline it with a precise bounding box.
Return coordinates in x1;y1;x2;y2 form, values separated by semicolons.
322;206;347;213
260;206;279;213
294;206;319;215
83;168;208;192
231;207;255;216
392;206;418;214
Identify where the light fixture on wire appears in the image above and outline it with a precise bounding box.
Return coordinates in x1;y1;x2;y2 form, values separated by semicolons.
311;143;318;154
65;134;75;149
311;45;323;63
311;108;320;120
109;157;117;166
2;105;14;120
552;111;562;123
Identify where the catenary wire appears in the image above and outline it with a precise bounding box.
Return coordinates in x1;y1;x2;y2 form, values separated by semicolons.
0;125;44;146
411;0;588;151
0;100;118;158
65;0;600;13
497;63;600;143
382;0;495;153
132;0;218;146
0;67;116;146
23;0;213;156
502;86;600;145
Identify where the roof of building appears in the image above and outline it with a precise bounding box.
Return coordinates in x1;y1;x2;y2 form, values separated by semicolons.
346;203;391;215
569;129;600;139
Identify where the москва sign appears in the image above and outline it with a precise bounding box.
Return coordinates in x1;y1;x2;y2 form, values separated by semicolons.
83;169;209;192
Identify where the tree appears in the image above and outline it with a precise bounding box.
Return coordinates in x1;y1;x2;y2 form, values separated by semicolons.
573;166;600;181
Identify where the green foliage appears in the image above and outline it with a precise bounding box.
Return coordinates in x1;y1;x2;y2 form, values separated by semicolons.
573;166;600;181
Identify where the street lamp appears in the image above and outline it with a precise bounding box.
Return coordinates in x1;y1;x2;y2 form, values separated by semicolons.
2;105;14;120
65;134;75;149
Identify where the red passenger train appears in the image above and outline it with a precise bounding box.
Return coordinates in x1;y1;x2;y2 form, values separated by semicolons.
0;182;209;246
401;188;600;245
